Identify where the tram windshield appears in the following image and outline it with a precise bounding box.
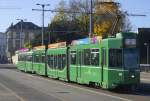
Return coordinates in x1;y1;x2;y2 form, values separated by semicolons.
124;49;139;69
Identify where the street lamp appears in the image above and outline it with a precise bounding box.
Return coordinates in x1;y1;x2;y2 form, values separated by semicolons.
144;42;149;72
16;19;26;49
89;0;93;38
34;3;50;45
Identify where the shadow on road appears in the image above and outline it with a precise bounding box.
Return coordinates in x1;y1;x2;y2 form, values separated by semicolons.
111;82;150;97
135;82;150;96
0;64;17;69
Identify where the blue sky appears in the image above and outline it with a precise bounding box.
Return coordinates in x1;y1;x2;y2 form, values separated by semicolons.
0;0;149;32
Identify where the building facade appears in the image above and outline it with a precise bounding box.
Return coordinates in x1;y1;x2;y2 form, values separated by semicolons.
5;21;41;58
0;32;7;63
138;28;150;72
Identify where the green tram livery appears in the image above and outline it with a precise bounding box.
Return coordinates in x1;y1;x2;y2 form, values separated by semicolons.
17;32;140;89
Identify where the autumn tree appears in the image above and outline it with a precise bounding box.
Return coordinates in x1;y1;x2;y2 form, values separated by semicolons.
48;0;132;39
94;0;132;38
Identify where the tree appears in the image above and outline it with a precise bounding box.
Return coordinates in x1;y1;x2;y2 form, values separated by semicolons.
49;0;89;34
48;0;132;40
94;1;132;37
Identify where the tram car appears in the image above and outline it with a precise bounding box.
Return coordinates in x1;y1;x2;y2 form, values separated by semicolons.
17;32;140;89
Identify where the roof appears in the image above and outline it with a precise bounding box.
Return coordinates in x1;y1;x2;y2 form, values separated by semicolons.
10;21;41;30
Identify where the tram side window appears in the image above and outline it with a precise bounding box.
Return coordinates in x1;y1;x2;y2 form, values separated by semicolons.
71;51;76;65
102;48;107;66
21;56;23;61
58;55;62;70
22;55;26;61
20;56;22;61
26;56;28;61
29;56;32;61
48;55;54;69
41;54;45;63
27;55;32;62
18;55;21;61
62;54;66;69
22;56;24;61
35;55;40;63
54;55;58;69
18;56;20;61
91;49;99;66
83;49;91;65
33;55;36;62
109;49;122;67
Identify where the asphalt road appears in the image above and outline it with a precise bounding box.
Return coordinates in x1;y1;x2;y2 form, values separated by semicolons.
0;64;149;101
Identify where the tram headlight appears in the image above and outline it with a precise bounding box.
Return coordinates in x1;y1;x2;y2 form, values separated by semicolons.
131;75;135;78
124;39;136;48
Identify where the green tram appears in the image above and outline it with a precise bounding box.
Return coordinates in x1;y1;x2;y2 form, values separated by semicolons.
17;32;140;89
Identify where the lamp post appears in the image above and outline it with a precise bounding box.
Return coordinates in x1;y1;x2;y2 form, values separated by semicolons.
89;0;93;38
33;3;50;45
16;19;26;49
144;42;149;72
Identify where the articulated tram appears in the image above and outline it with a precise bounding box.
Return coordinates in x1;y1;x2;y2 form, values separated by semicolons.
17;32;140;89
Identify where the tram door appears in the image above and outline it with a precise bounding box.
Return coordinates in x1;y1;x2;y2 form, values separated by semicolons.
76;50;82;82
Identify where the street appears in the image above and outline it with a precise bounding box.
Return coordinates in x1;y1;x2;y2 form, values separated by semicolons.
0;64;149;101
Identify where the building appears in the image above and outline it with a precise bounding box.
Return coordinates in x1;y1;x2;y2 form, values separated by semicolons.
0;32;7;63
5;21;41;58
138;28;150;72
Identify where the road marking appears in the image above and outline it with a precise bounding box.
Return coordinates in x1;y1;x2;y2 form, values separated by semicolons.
141;78;150;82
27;74;132;101
0;82;26;101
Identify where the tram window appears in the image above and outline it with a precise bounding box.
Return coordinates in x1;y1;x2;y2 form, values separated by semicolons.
91;49;99;66
71;51;76;65
41;55;45;63
35;55;40;63
109;49;122;67
22;56;24;61
54;55;58;69
24;56;26;61
18;56;21;61
48;55;50;68
35;56;37;62
48;55;54;69
18;56;20;61
78;51;82;65
83;49;91;65
23;55;26;61
58;55;62;70
38;55;41;62
27;55;32;61
62;54;66;69
102;48;106;65
21;56;23;61
29;56;32;61
26;56;29;61
33;55;36;62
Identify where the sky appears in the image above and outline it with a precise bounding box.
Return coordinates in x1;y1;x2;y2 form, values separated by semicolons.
0;0;150;32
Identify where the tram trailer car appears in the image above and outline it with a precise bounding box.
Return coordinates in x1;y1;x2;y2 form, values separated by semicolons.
17;32;140;89
17;51;33;72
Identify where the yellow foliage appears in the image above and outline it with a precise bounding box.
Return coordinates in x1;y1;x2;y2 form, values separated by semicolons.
94;21;111;36
94;1;119;37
